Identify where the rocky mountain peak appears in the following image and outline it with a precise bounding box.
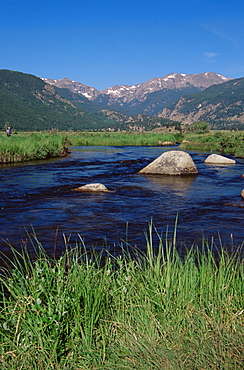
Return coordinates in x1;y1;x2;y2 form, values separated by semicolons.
96;72;231;107
42;72;231;102
41;77;101;100
41;72;232;117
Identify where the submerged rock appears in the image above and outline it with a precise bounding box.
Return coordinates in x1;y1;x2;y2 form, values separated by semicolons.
241;189;244;199
138;150;198;175
204;154;236;164
72;183;110;192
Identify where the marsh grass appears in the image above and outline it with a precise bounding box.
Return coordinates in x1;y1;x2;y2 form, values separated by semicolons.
180;140;220;152
180;131;244;157
0;226;243;369
68;131;182;147
0;132;70;163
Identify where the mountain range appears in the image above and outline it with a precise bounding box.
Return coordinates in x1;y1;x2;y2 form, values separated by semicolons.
0;69;243;131
0;69;176;131
43;72;230;116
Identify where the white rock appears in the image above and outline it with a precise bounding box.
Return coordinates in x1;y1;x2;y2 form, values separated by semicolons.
204;154;236;164
72;183;110;192
158;140;174;146
138;150;198;175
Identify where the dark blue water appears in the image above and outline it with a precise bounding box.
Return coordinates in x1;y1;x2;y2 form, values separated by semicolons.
0;146;244;255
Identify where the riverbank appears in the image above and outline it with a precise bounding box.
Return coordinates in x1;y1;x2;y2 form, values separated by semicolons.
0;229;243;369
68;131;183;147
1;130;244;163
68;130;244;157
180;131;244;157
0;132;70;163
0;131;180;163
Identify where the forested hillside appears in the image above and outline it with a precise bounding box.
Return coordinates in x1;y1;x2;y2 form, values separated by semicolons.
0;70;116;131
159;77;244;129
0;70;179;132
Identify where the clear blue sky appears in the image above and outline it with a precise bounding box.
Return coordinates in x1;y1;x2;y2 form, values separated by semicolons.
1;0;243;90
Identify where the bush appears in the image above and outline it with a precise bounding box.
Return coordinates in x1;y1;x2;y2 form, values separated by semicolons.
217;132;244;152
185;121;210;134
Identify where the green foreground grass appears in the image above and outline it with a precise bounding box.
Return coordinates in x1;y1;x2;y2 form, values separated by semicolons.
0;225;243;369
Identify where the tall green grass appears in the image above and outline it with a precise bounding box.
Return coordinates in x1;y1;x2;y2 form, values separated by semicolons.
0;132;70;163
68;131;182;147
0;226;243;369
180;131;244;157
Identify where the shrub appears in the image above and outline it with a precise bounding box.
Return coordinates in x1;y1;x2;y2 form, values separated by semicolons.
184;121;210;134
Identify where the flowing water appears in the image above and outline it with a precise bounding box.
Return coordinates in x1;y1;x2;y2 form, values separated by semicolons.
1;146;244;256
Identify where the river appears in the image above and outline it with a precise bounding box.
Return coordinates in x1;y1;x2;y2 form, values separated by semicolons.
0;146;244;256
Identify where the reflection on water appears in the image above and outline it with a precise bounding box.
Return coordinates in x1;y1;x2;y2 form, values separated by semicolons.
0;145;244;255
140;174;197;196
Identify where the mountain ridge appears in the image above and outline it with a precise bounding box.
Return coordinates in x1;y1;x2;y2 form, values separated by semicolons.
43;72;231;116
0;69;178;131
159;77;244;129
1;69;243;131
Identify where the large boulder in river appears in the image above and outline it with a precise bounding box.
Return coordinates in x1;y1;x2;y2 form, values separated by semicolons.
72;183;110;192
138;150;198;175
204;154;236;165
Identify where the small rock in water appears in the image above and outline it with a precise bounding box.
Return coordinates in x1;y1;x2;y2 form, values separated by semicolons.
158;140;174;146
241;189;244;199
72;183;110;192
204;154;235;164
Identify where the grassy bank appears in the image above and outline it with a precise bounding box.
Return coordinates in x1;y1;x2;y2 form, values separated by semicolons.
0;132;70;163
0;131;182;163
180;131;244;157
0;228;243;369
66;130;244;157
1;129;244;163
68;131;183;147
